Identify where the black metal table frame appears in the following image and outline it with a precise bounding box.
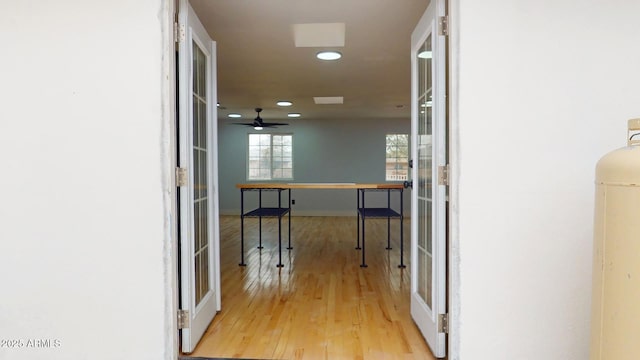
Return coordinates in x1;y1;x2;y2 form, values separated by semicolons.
356;188;405;268
239;188;291;268
238;185;404;269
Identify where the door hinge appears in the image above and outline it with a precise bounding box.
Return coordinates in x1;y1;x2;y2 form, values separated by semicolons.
438;164;449;186
439;16;449;36
438;313;449;333
176;167;187;187
177;309;190;329
174;22;185;43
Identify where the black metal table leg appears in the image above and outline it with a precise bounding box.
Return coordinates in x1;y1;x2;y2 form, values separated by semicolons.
356;188;361;249
257;189;264;249
287;188;292;250
239;189;246;266
399;188;406;268
360;189;367;268
276;189;284;267
386;189;392;250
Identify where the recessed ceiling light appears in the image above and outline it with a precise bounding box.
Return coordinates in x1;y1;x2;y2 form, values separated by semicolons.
277;101;293;106
317;51;342;61
288;113;301;118
228;113;241;118
418;51;432;59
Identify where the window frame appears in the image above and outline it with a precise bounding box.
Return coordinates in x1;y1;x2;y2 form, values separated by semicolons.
246;132;294;181
385;133;410;181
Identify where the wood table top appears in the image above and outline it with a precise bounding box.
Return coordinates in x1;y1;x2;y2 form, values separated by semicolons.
236;182;404;189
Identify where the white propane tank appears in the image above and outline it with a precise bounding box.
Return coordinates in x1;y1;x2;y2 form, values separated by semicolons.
591;118;640;359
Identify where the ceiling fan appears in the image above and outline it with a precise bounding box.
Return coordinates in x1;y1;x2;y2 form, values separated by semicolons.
235;108;288;130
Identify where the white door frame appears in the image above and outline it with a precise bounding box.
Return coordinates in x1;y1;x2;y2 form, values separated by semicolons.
447;0;460;357
162;0;462;358
176;0;221;353
410;0;448;357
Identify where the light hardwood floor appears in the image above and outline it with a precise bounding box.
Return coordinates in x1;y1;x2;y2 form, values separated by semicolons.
189;215;435;360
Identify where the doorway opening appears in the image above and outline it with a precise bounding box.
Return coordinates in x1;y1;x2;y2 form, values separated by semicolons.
172;0;446;357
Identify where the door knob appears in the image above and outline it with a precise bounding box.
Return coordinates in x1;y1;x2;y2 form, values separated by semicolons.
403;180;413;189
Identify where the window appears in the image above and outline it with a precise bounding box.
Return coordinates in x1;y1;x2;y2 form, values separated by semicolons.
386;134;409;181
248;133;293;180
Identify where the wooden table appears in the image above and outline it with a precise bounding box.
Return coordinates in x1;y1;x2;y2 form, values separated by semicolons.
236;183;405;268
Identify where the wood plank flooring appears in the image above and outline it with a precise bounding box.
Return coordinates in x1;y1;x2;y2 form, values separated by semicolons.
188;216;435;360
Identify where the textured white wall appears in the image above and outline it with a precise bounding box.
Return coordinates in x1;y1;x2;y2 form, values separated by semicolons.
0;1;176;359
451;0;640;358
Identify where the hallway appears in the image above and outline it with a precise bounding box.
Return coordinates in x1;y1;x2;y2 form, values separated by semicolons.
188;216;435;359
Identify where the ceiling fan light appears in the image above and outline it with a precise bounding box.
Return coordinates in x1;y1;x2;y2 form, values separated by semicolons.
277;101;293;106
316;51;342;61
233;108;288;129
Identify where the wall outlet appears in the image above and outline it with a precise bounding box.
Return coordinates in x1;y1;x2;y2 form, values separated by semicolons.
292;199;295;205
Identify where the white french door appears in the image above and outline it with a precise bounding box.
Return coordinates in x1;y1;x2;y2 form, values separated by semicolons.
410;0;447;357
177;0;221;353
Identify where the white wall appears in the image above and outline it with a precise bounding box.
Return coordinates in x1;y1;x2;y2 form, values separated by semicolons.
451;0;640;358
4;0;640;359
0;1;176;360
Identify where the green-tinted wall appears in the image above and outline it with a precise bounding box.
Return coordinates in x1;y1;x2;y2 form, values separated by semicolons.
217;117;411;215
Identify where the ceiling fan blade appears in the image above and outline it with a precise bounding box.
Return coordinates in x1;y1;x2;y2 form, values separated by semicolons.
229;108;289;128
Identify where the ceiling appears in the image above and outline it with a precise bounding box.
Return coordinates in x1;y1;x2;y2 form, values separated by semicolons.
189;0;430;124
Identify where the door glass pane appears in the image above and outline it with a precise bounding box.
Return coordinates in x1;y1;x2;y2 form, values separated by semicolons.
417;34;433;309
192;42;210;305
